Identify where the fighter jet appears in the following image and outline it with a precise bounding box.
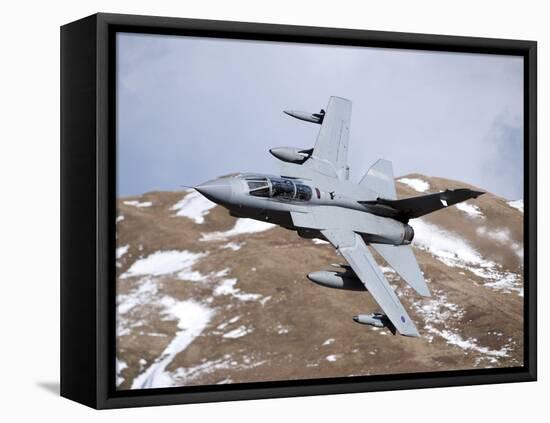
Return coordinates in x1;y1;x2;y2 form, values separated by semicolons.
195;96;483;337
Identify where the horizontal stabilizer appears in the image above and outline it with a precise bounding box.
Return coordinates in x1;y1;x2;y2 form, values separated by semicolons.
359;188;484;222
370;243;430;297
360;159;396;200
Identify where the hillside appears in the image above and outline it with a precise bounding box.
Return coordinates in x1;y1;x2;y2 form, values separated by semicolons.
115;174;524;390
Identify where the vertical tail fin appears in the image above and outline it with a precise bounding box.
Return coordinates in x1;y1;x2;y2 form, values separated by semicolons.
360;159;396;200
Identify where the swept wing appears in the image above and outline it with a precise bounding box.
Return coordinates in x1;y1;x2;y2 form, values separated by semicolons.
321;229;420;337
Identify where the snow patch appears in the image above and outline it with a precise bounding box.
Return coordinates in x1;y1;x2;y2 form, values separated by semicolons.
476;227;523;260
217;315;241;330
484;274;523;296
223;316;240;328
132;299;214;389
427;326;511;359
276;323;289;335
179;265;231;284
171;190;217;224
222;242;243;251
456;202;484;218
413;219;523;295
398;177;430;192
172;356;265;385
200;218;274;241
121;250;207;279
312;238;329;245
326;355;339;362
116;358;127;386
413;219;489;267
116;215;125;224
379;266;396;274
116;244;129;260
410;287;514;361
223;325;253;339
476;226;508;243
117;277;158;316
411;289;465;329
507;199;523;213
214;268;230;278
214;278;262;301
323;338;335;346
177;270;206;282
260;296;272;306
123;200;152;208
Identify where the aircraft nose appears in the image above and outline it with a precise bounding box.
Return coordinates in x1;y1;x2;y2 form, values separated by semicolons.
195;178;233;204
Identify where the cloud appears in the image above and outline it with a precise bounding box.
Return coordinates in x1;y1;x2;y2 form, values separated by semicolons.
479;112;523;199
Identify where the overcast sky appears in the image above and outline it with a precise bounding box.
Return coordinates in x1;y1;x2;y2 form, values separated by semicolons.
117;33;523;200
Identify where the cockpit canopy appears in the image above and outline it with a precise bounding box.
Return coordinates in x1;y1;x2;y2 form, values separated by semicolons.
244;176;312;201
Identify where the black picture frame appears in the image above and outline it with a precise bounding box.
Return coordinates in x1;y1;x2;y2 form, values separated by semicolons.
60;12;537;409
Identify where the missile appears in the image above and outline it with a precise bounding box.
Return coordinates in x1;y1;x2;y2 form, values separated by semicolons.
307;270;365;291
269;147;311;164
284;109;325;124
352;313;397;334
352;313;385;327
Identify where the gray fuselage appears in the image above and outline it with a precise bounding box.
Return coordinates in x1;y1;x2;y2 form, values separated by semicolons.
195;173;414;246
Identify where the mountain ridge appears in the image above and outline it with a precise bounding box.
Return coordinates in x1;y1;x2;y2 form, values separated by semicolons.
115;174;524;390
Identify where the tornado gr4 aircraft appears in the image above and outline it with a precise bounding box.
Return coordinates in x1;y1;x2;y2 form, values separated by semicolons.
195;96;483;337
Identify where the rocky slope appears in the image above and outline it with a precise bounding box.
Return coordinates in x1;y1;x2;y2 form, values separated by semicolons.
115;174;524;390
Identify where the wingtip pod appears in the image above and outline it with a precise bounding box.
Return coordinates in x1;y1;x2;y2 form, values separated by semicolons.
269;147;311;164
283;96;351;124
352;313;410;336
283;109;324;124
353;313;386;328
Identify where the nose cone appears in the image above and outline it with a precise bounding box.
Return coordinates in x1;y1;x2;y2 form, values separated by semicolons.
195;178;233;204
